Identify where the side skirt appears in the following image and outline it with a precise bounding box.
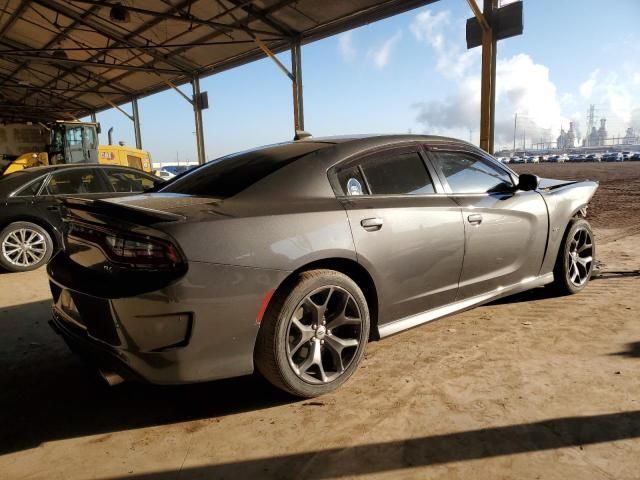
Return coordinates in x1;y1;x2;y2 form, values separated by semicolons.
378;273;554;338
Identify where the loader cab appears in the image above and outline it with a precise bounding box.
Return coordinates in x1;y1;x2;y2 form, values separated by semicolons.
48;122;100;165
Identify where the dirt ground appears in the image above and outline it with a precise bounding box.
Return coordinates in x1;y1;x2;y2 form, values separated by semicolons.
1;162;639;480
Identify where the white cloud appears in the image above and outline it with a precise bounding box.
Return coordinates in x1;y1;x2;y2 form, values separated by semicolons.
579;69;599;99
338;31;356;62
410;10;450;48
413;51;567;146
410;7;640;147
496;53;565;132
410;8;573;146
410;9;479;79
369;31;402;69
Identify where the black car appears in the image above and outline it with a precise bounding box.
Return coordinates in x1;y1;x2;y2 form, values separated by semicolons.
0;164;162;272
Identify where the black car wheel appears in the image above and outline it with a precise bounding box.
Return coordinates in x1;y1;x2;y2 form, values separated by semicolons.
255;269;370;398
0;221;53;272
551;218;595;295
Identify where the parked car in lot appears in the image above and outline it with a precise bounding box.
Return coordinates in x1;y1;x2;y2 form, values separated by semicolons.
602;152;624;162
622;151;633;161
548;155;565;163
0;165;162;272
511;156;526;163
585;154;601;162
161;164;195;175
154;169;176;181
631;152;640;161
47;135;598;397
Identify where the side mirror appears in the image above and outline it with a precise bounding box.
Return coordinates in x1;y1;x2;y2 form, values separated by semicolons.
517;173;540;191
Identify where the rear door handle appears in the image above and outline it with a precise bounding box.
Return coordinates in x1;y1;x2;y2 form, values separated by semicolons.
361;217;383;231
467;214;483;225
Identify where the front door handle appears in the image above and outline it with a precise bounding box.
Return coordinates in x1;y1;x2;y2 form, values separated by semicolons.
467;213;483;225
361;217;383;231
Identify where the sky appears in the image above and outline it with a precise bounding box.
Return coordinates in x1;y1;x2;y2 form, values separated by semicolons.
87;0;640;166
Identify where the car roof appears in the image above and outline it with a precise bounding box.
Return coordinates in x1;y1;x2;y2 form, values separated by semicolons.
296;133;469;146
17;163;152;174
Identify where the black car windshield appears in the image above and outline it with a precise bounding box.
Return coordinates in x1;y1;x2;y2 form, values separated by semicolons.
160;142;332;197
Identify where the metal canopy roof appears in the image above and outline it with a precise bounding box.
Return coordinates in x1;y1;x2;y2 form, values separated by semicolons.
0;0;437;123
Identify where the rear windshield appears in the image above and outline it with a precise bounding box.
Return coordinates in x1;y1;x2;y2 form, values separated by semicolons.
160;142;331;197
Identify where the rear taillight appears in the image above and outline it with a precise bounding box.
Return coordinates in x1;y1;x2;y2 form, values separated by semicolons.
104;233;180;267
68;222;183;270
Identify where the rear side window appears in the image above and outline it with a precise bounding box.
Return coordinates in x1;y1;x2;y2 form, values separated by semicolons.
161;142;331;198
431;151;514;194
45;169;107;195
14;177;44;197
338;150;434;196
337;166;368;196
361;152;434;195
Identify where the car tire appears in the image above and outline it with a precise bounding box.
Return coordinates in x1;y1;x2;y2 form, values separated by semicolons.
255;269;370;398
550;218;595;295
0;221;53;272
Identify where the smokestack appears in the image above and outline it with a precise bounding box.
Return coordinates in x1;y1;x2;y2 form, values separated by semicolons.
108;127;114;145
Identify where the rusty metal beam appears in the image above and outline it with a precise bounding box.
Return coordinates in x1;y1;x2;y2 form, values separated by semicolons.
192;76;206;165
227;0;296;37
33;0;197;73
0;0;31;41
69;0;280;37
0;51;183;74
467;0;496;153
291;38;304;132
13;0;198;105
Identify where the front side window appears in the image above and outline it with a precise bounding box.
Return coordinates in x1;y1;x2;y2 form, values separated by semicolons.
107;169;157;193
431;151;514;194
45;169;106;195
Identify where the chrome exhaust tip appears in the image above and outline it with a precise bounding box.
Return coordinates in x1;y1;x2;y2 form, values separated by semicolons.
99;369;124;387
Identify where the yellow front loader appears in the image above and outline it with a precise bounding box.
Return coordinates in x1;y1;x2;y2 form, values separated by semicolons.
1;121;152;176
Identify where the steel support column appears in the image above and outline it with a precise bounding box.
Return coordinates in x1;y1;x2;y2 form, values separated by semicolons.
90;112;97;123
291;38;304;132
192;76;206;165
468;0;496;153
483;0;497;154
132;97;142;149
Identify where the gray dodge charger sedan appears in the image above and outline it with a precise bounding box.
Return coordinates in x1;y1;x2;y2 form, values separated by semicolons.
48;135;598;397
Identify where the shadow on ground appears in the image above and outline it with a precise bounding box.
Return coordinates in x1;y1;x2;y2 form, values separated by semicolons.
0;300;294;456
593;270;640;280
611;341;640;358
488;269;639;306
100;410;640;480
1;274;637;459
487;285;562;305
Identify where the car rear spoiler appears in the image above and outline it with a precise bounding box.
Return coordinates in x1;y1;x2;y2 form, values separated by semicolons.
61;197;186;226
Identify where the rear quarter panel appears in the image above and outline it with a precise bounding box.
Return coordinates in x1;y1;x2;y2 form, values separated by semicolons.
161;152;357;272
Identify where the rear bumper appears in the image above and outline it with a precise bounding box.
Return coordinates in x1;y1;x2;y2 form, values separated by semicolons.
49;312;143;384
48;254;289;385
